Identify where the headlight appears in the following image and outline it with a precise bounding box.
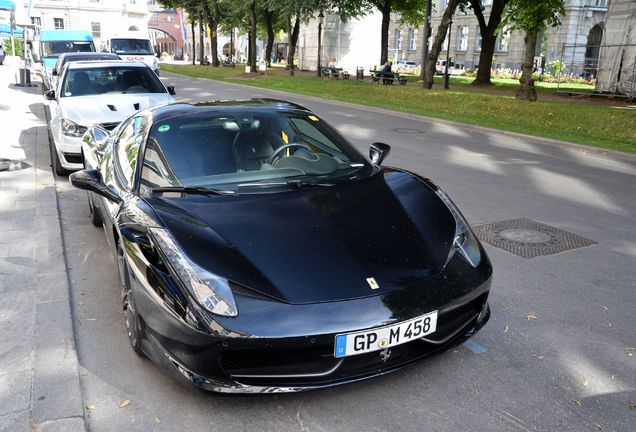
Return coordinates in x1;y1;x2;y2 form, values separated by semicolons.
149;228;238;317
61;118;88;137
436;189;481;268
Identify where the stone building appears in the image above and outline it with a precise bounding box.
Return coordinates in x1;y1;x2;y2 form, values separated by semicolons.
389;0;609;73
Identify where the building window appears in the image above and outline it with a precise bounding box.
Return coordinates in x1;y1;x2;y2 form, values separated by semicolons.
456;26;468;51
394;29;402;50
441;31;449;51
408;29;416;50
31;16;41;27
91;22;101;38
496;28;509;52
54;18;64;30
475;26;482;51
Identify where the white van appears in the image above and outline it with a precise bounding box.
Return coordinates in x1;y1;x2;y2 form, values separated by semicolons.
106;32;159;75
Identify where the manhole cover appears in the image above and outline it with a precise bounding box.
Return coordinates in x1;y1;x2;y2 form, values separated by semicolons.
0;159;30;172
390;128;426;134
472;218;597;258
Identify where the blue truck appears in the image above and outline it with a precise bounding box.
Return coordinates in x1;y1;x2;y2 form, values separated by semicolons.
36;29;96;89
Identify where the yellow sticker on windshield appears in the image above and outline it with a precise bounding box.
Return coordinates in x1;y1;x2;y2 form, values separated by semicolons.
308;115;319;122
281;131;289;144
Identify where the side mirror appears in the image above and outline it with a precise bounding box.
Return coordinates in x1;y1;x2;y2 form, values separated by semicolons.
369;142;391;165
52;69;58;76
45;90;56;100
166;85;176;96
69;169;122;204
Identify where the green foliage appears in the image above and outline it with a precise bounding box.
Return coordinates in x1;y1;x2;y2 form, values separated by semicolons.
3;39;22;56
545;59;566;76
502;0;565;33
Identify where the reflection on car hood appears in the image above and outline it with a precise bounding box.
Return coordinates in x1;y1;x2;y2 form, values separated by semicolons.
59;93;174;126
148;169;457;304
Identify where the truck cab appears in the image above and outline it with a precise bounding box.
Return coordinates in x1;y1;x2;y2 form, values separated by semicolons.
106;32;159;75
37;30;96;89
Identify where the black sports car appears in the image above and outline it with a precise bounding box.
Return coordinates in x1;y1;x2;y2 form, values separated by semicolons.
70;99;492;393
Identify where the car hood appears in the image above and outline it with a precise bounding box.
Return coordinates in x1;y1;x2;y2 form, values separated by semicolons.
60;93;173;126
148;169;457;304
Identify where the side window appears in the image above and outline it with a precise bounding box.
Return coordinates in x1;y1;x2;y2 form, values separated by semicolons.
114;116;146;190
140;137;179;189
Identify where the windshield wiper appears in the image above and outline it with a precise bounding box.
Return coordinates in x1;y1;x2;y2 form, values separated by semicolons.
151;186;236;196
238;180;334;189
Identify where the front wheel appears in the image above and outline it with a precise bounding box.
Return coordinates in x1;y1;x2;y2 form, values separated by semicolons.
117;240;144;356
50;142;68;177
87;193;103;227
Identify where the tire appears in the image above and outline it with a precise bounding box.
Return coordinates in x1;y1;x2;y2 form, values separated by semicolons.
117;240;145;356
50;141;68;177
87;193;103;227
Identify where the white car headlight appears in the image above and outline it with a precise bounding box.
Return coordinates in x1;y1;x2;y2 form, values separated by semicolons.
436;189;481;268
61;118;88;137
149;228;238;317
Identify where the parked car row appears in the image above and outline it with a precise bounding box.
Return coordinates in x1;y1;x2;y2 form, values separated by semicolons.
45;57;493;394
46;56;175;174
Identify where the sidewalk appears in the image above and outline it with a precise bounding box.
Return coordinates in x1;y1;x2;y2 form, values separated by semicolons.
0;59;86;431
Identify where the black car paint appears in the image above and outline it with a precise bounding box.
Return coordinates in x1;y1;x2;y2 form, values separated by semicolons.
80;100;493;392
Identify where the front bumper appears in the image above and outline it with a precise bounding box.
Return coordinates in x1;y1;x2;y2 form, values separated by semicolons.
130;249;492;393
150;302;490;393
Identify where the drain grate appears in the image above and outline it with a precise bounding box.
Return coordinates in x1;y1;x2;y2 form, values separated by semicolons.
472;218;597;258
390;128;426;134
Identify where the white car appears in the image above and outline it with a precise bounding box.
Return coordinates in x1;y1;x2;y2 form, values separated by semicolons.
46;61;175;174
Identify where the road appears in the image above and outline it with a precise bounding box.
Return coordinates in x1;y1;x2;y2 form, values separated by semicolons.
54;73;636;432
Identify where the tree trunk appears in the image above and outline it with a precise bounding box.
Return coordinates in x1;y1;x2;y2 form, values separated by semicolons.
470;0;508;86
264;9;275;67
516;28;539;101
287;15;300;76
424;0;460;89
379;3;391;65
198;13;204;65
191;21;196;65
250;1;257;70
202;1;219;67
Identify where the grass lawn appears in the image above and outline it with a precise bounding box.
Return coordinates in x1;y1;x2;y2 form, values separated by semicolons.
160;63;635;154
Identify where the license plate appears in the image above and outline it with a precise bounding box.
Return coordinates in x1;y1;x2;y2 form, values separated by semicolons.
334;311;438;358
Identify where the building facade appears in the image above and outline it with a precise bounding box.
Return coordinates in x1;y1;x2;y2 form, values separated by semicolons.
389;0;609;73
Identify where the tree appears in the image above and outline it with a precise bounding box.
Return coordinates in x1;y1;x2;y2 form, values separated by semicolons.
366;0;423;64
468;0;509;86
423;0;461;89
503;0;564;101
202;0;222;66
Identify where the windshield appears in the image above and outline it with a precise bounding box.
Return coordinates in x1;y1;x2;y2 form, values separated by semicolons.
61;66;166;97
140;109;373;193
111;39;154;56
42;41;95;58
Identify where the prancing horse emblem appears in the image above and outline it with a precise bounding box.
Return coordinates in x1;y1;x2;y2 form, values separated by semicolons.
366;277;380;289
380;348;391;363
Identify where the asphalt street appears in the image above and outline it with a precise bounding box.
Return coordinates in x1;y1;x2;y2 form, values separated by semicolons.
54;73;636;432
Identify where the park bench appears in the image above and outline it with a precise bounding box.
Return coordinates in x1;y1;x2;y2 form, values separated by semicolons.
370;70;408;85
321;67;350;80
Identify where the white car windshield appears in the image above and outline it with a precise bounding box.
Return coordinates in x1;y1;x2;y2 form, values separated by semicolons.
110;39;154;56
61;66;166;97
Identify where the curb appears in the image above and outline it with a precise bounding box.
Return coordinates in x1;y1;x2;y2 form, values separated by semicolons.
32;89;87;431
161;71;636;163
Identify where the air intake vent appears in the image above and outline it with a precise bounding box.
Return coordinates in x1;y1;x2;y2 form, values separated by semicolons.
133;103;140;110
107;104;117;111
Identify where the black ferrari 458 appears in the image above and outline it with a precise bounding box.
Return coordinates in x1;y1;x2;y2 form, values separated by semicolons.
70;99;492;393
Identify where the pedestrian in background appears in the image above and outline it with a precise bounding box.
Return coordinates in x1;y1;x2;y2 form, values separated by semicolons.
0;45;5;65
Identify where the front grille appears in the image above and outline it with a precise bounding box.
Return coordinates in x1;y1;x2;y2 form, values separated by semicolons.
100;122;120;131
62;152;82;164
221;345;336;376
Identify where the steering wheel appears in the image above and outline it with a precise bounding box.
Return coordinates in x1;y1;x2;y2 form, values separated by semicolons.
268;143;312;165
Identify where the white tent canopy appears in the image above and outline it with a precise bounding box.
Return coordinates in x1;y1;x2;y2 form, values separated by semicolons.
596;0;636;97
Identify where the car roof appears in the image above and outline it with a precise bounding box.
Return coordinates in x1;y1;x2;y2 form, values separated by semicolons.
65;60;148;70
149;99;311;124
58;52;120;59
